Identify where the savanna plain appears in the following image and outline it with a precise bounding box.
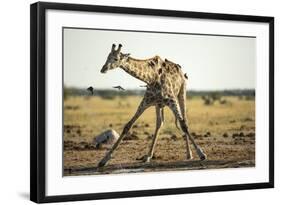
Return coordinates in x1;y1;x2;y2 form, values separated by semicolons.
64;94;255;175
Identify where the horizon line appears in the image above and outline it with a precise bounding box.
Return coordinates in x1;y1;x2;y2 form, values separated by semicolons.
64;86;255;92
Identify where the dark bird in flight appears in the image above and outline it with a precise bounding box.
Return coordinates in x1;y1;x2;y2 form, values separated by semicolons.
87;86;94;95
113;86;125;91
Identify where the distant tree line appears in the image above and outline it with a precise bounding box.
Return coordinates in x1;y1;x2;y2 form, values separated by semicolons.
188;89;255;97
63;86;255;100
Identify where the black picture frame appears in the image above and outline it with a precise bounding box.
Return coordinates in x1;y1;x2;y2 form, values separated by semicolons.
30;1;274;203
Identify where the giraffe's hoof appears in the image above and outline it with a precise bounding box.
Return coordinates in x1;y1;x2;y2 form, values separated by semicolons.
144;156;152;163
98;156;110;167
186;154;193;160
200;154;207;161
98;160;107;167
137;155;151;163
196;147;207;161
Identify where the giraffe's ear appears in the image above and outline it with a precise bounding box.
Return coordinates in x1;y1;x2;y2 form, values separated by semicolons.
117;44;122;52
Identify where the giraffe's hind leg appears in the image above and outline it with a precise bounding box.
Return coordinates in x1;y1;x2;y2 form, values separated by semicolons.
143;106;163;163
167;100;207;161
98;99;150;167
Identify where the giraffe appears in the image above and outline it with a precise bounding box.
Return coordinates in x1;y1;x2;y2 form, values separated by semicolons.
98;44;207;167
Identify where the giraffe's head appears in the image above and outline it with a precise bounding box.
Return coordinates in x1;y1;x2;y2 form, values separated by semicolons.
101;44;130;73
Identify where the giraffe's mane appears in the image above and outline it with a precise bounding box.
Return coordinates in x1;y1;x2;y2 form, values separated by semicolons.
128;55;162;62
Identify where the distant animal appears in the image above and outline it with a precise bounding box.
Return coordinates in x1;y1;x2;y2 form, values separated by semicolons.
93;129;120;149
98;43;206;167
113;85;125;91
87;86;94;95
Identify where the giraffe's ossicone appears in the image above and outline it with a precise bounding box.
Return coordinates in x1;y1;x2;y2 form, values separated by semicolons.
98;44;207;167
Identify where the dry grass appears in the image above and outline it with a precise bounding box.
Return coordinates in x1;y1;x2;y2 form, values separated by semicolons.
63;96;255;175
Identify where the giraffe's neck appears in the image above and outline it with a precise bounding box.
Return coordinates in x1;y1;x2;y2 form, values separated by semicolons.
119;56;160;84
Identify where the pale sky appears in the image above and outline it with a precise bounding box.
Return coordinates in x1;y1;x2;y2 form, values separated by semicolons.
64;28;256;90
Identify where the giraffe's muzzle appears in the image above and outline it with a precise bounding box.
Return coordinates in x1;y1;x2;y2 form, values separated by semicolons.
101;65;108;73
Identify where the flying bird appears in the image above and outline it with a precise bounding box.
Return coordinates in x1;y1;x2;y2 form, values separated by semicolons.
113;86;125;91
87;86;94;95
